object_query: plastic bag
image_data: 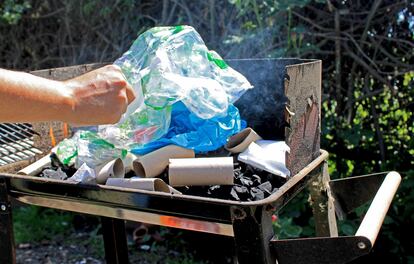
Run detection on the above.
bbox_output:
[75,131,127,168]
[131,102,245,155]
[238,140,290,178]
[109,25,252,147]
[56,138,77,166]
[67,163,96,184]
[55,26,252,165]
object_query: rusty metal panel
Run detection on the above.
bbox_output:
[30,63,106,81]
[285,60,322,176]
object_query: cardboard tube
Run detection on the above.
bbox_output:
[168,157,234,186]
[133,145,194,178]
[105,177,181,194]
[17,147,58,176]
[17,155,51,176]
[123,152,137,173]
[96,158,124,184]
[225,128,262,153]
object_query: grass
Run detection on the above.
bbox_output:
[13,205,74,244]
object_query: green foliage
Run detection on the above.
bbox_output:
[0,0,30,25]
[229,1,413,261]
[13,206,73,244]
[273,217,303,238]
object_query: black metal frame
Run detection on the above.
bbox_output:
[0,153,401,264]
[101,217,129,264]
[0,177,16,264]
[0,150,327,264]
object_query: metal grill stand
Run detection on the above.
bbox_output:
[0,60,401,264]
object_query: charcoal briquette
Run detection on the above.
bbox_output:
[230,188,240,201]
[250,187,265,201]
[251,174,262,185]
[239,176,253,186]
[234,185,248,194]
[258,181,272,194]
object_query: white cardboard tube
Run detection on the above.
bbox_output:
[105,178,181,194]
[133,145,194,178]
[17,147,58,176]
[96,158,124,184]
[168,157,234,186]
[225,128,262,153]
[17,155,51,176]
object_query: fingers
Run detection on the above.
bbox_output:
[125,83,136,105]
[107,64,136,105]
[118,88,129,116]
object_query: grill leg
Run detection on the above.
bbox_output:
[0,177,16,264]
[101,217,129,264]
[231,206,275,264]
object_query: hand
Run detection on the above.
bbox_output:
[64,65,136,125]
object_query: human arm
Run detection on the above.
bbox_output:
[0,65,135,125]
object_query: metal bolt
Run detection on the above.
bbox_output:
[231,207,247,220]
[0,204,6,211]
[357,241,366,250]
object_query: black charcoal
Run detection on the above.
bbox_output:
[250,187,265,201]
[258,181,272,194]
[230,188,240,200]
[234,185,248,194]
[239,176,254,186]
[251,174,262,185]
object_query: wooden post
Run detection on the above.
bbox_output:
[308,162,338,237]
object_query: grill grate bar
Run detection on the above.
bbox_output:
[0,123,42,166]
[0,123,36,138]
[0,127,35,152]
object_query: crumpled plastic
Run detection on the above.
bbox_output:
[130,102,245,155]
[104,25,252,148]
[238,140,291,178]
[56,138,77,166]
[41,168,67,180]
[75,130,127,168]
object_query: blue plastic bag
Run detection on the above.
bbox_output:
[130,102,246,155]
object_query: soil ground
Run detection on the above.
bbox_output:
[15,227,235,264]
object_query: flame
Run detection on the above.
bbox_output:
[63,123,69,138]
[49,126,56,147]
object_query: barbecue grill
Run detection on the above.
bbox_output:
[0,59,401,264]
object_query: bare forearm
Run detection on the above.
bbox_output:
[0,65,135,125]
[0,68,73,123]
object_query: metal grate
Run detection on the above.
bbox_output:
[0,123,42,166]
